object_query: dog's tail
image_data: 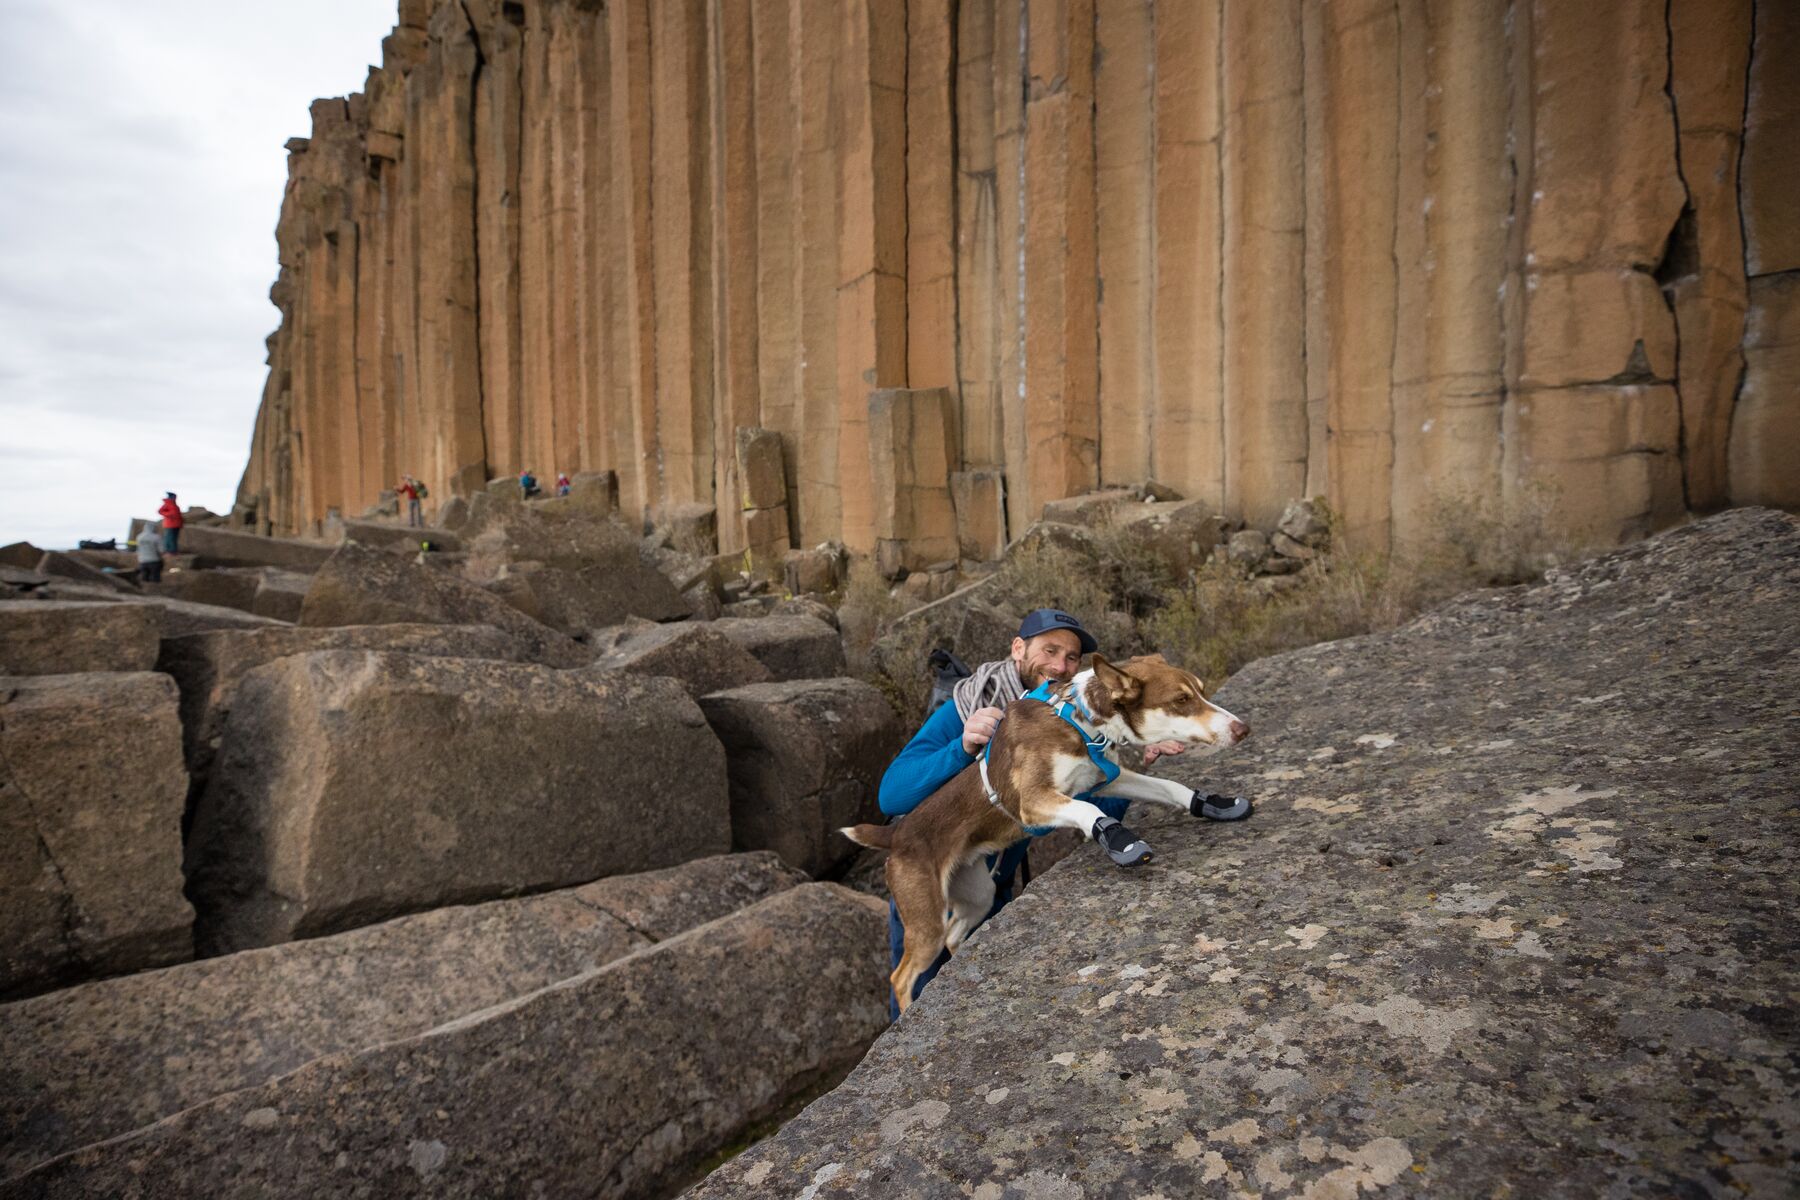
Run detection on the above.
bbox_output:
[839,823,894,850]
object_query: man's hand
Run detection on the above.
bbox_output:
[961,706,1004,756]
[1142,739,1186,766]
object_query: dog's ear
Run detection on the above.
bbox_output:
[1128,652,1168,665]
[1092,655,1142,703]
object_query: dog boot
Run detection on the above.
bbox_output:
[1091,816,1153,867]
[1189,790,1253,822]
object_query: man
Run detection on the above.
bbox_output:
[877,608,1197,1016]
[156,492,183,555]
[398,475,423,528]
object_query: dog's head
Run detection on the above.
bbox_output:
[1090,653,1250,751]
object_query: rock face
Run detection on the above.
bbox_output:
[583,620,771,699]
[699,679,906,876]
[235,2,1796,565]
[462,508,689,632]
[156,623,533,791]
[299,541,585,666]
[185,651,729,953]
[0,853,804,1180]
[713,613,846,681]
[0,673,192,1000]
[0,602,161,675]
[11,883,890,1200]
[688,509,1799,1199]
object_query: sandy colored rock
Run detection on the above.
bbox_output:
[689,509,1800,1200]
[1730,273,1800,509]
[184,651,729,954]
[583,619,772,699]
[9,884,888,1200]
[950,468,1007,561]
[0,601,161,675]
[868,387,961,572]
[699,679,905,875]
[712,613,846,681]
[299,541,585,666]
[229,5,1797,573]
[156,623,532,790]
[0,853,802,1180]
[1,673,191,1001]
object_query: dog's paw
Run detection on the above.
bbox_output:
[1092,817,1154,867]
[1188,790,1253,822]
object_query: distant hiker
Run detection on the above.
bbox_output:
[398,475,425,527]
[520,469,541,500]
[556,472,571,497]
[157,492,183,554]
[135,523,163,583]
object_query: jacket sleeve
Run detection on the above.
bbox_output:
[878,700,977,817]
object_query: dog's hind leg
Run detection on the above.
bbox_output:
[887,858,948,1017]
[1018,788,1154,868]
[943,860,997,953]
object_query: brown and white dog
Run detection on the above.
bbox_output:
[843,653,1249,1014]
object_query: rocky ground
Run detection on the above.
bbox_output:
[0,486,903,1196]
[687,508,1799,1199]
[5,491,1794,1198]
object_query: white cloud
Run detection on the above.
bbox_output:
[0,0,396,549]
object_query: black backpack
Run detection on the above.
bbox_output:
[925,647,972,718]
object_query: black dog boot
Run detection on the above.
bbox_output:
[1091,816,1153,867]
[1189,790,1253,822]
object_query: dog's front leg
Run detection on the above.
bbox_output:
[1094,768,1194,811]
[1097,768,1254,823]
[1018,789,1154,868]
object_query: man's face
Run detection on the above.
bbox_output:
[1013,629,1084,689]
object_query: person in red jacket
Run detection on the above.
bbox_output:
[157,492,183,555]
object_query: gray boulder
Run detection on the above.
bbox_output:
[0,541,43,569]
[583,620,771,700]
[36,551,136,593]
[185,651,730,954]
[699,678,905,875]
[714,613,847,681]
[0,852,803,1179]
[12,884,889,1200]
[160,526,334,572]
[463,507,688,633]
[299,541,586,667]
[157,624,534,791]
[1,673,191,1000]
[687,509,1800,1200]
[0,601,161,675]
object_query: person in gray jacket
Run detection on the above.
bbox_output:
[135,522,163,583]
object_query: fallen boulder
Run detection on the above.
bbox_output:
[11,883,889,1200]
[699,679,905,876]
[0,601,161,675]
[688,509,1800,1200]
[713,613,846,681]
[157,624,534,791]
[0,541,43,569]
[149,568,261,613]
[1,673,191,1000]
[158,525,334,572]
[185,652,729,953]
[299,541,586,667]
[335,518,462,553]
[464,509,688,632]
[36,551,135,593]
[250,568,310,621]
[583,620,772,699]
[0,852,803,1179]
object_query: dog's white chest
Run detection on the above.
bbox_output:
[1052,750,1108,797]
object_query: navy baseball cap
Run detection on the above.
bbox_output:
[1016,608,1097,654]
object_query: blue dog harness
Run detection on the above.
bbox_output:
[978,681,1128,835]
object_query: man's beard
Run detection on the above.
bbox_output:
[1019,661,1064,690]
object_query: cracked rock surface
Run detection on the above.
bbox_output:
[688,508,1799,1199]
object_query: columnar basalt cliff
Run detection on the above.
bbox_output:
[237,0,1800,556]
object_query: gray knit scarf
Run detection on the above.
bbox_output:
[952,658,1026,723]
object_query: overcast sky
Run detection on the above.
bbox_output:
[0,0,398,550]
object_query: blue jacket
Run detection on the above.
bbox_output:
[877,690,1131,830]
